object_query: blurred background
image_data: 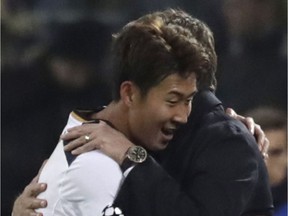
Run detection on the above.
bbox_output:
[1,0,287,215]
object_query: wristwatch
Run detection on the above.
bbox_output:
[121,145,147,172]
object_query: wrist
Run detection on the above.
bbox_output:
[117,147,131,165]
[120,145,147,172]
[117,140,135,165]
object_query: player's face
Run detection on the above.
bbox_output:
[266,128,287,186]
[128,73,197,151]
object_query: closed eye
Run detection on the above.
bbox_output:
[167,100,179,105]
[185,97,193,105]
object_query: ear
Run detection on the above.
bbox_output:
[120,81,139,106]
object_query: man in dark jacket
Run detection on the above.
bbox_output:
[109,89,273,216]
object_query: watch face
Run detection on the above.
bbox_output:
[127,146,147,163]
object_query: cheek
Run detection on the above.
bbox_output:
[133,107,166,135]
[130,105,157,130]
[188,103,192,116]
[268,156,286,172]
[141,100,168,120]
[131,96,172,133]
[141,109,164,128]
[149,105,172,123]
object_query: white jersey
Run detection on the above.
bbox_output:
[36,111,123,216]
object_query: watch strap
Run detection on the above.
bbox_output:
[120,157,135,172]
[120,146,147,172]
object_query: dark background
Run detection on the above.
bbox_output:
[1,0,287,215]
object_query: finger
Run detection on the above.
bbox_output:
[225,108,236,117]
[63,136,86,152]
[27,198,47,209]
[67,123,99,132]
[71,141,98,155]
[254,124,265,150]
[62,121,104,141]
[24,182,47,197]
[262,137,270,159]
[12,197,46,216]
[29,213,43,216]
[226,108,255,133]
[61,124,92,140]
[66,125,83,133]
[13,209,42,216]
[31,175,39,184]
[243,117,255,134]
[61,129,83,141]
[83,119,100,124]
[23,208,43,216]
[226,107,247,122]
[30,213,43,216]
[21,196,47,210]
[263,137,270,153]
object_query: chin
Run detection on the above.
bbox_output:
[153,141,169,151]
[141,138,169,151]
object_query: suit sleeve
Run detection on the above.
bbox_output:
[186,130,272,216]
[113,156,199,216]
[113,123,273,216]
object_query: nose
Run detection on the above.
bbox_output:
[172,103,191,125]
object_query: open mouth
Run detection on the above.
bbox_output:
[161,127,176,139]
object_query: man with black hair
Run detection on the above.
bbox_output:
[12,9,273,216]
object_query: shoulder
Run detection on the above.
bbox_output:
[66,151,123,179]
[194,109,261,162]
[174,106,259,162]
[60,151,123,200]
[201,109,254,142]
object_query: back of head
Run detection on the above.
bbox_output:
[111,9,217,101]
[245,106,287,131]
[245,106,287,187]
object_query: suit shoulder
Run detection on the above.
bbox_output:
[195,110,259,154]
[201,110,252,138]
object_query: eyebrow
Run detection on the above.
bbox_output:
[168,90,198,98]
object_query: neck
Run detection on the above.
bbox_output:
[90,101,130,138]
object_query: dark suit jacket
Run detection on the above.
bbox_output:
[113,90,273,216]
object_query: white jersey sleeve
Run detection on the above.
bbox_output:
[36,111,123,216]
[59,150,123,215]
